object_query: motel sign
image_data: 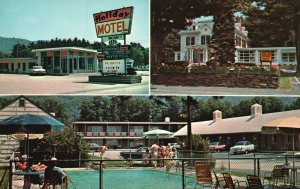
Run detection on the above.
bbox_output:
[93,7,134,38]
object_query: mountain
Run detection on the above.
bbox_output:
[0,36,32,53]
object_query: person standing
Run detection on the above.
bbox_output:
[150,142,160,168]
[99,144,107,159]
[165,148,174,175]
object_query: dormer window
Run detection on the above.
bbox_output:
[19,99,25,107]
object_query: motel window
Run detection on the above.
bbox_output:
[107,126,122,132]
[282,53,296,63]
[148,126,162,131]
[22,63,26,71]
[238,50,255,63]
[28,63,35,69]
[87,126,103,132]
[129,126,144,133]
[18,63,21,68]
[242,40,247,48]
[201,35,210,45]
[186,36,195,46]
[74,58,77,69]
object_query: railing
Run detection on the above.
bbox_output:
[8,153,300,189]
[82,131,144,137]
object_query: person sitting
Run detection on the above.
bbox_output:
[42,157,68,189]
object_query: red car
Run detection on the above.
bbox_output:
[209,142,227,152]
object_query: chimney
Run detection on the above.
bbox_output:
[251,104,262,118]
[213,110,222,122]
[165,117,170,123]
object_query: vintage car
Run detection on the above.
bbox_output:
[30,66,46,75]
[120,147,151,159]
[229,141,256,155]
[209,142,227,152]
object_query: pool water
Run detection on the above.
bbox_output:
[66,169,196,189]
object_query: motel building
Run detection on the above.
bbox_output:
[0,58,36,74]
[72,119,186,149]
[175,104,300,151]
[174,16,297,66]
[0,47,98,74]
[32,47,98,74]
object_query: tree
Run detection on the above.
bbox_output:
[79,96,110,121]
[151,0,212,65]
[244,0,300,74]
[130,47,144,66]
[209,2,236,65]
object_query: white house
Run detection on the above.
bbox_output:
[174,16,296,66]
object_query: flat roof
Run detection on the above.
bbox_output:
[32,47,97,53]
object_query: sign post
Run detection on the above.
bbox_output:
[93,7,134,75]
[260,51,272,66]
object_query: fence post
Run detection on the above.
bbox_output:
[79,151,81,167]
[253,153,256,175]
[9,160,12,189]
[257,158,261,177]
[228,152,231,174]
[99,159,103,189]
[182,159,186,189]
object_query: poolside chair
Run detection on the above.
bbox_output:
[246,175,263,189]
[43,169,66,189]
[213,170,225,189]
[222,172,248,189]
[194,163,215,188]
[263,164,288,187]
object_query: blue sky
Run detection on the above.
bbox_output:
[0,0,149,47]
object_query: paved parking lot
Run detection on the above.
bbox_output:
[0,72,149,95]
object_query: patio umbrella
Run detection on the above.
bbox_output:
[142,129,174,138]
[0,114,66,156]
[261,117,300,168]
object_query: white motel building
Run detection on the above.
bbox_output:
[174,16,297,66]
[0,47,98,74]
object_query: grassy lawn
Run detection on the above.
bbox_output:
[279,77,291,90]
[0,167,9,189]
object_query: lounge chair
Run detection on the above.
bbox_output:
[263,164,288,187]
[194,163,215,188]
[43,169,67,189]
[246,175,263,189]
[222,172,247,189]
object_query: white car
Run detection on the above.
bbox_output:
[229,141,255,155]
[31,66,46,75]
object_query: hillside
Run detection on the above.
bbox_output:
[0,36,32,53]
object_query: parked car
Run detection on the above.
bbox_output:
[30,66,46,75]
[87,143,101,151]
[120,147,158,159]
[230,141,256,155]
[168,143,181,150]
[209,142,227,152]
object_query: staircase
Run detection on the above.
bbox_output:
[0,135,20,166]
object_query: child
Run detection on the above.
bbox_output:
[142,149,151,165]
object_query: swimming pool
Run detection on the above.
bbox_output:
[66,169,196,189]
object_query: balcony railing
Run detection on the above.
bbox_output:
[83,131,144,137]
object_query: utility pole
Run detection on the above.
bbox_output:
[187,96,192,152]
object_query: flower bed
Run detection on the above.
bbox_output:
[151,65,279,88]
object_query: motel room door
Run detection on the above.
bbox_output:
[69,58,73,73]
[61,58,67,73]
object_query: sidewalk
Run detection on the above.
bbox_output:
[151,77,300,96]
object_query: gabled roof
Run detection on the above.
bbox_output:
[174,109,300,136]
[0,95,57,120]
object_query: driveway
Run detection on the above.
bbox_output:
[0,72,149,95]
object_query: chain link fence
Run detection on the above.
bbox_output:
[7,152,300,189]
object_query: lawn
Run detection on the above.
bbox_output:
[0,167,9,189]
[279,77,291,90]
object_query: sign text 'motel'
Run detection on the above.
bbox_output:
[93,7,133,38]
